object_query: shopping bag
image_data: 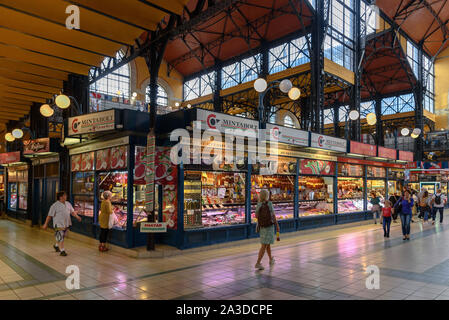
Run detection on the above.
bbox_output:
[108,212,117,229]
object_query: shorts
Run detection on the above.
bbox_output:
[55,227,68,242]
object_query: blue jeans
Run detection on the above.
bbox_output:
[421,206,430,221]
[383,216,391,235]
[432,207,444,223]
[400,214,412,236]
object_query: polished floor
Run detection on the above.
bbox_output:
[0,213,449,300]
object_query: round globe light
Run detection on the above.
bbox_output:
[366,112,377,126]
[132,92,137,98]
[411,128,422,139]
[254,78,267,93]
[40,104,54,117]
[5,133,15,142]
[288,87,301,100]
[175,102,180,107]
[187,104,192,109]
[401,128,410,136]
[349,110,360,121]
[279,79,293,94]
[12,129,23,139]
[55,94,71,109]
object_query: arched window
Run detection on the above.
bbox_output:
[89,51,130,99]
[146,85,170,114]
[283,115,295,128]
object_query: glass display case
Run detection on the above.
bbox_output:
[7,168,28,211]
[18,183,28,210]
[98,171,128,229]
[72,172,95,217]
[251,174,295,222]
[367,180,386,211]
[9,182,17,210]
[184,171,246,229]
[337,176,364,213]
[298,176,334,217]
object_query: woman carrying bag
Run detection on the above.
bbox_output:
[99,191,116,252]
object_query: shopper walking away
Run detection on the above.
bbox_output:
[396,190,414,240]
[431,189,447,225]
[99,191,114,252]
[417,187,427,219]
[254,189,280,270]
[411,190,418,223]
[419,191,431,224]
[382,200,393,238]
[370,191,382,224]
[389,192,400,223]
[42,191,82,256]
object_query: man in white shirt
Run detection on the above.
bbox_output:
[430,189,447,225]
[43,191,81,256]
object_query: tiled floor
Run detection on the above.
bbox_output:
[1,214,449,300]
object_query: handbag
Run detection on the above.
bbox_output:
[108,212,117,229]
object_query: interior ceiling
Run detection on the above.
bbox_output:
[377,0,449,57]
[165,0,313,77]
[0,0,188,124]
[361,29,417,99]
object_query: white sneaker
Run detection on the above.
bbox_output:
[255,263,264,270]
[270,258,276,266]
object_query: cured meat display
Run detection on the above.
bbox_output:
[98,171,128,229]
[337,177,364,213]
[251,174,295,222]
[298,201,333,217]
[337,199,364,213]
[184,171,246,229]
[72,172,95,217]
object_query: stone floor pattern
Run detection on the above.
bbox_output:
[1,214,449,300]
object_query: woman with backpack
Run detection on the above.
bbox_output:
[254,189,280,270]
[431,188,447,225]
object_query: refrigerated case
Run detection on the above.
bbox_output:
[337,163,365,213]
[7,166,29,217]
[367,166,387,211]
[388,168,404,197]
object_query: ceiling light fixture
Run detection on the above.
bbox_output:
[40,104,54,117]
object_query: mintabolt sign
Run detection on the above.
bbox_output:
[197,109,258,135]
[68,109,115,136]
[140,222,167,233]
[0,152,20,165]
[311,133,347,152]
[266,124,309,147]
[23,138,50,155]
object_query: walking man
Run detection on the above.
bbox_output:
[43,191,81,256]
[431,188,447,225]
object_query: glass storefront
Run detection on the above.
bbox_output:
[7,167,28,212]
[337,163,364,213]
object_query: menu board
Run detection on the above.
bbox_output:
[96,149,111,171]
[339,163,363,177]
[299,159,335,176]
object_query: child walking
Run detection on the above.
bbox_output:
[382,200,393,238]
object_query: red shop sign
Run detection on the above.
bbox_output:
[399,151,414,162]
[0,152,20,164]
[23,138,50,155]
[134,146,146,185]
[81,152,94,171]
[110,146,127,169]
[350,141,376,157]
[96,149,111,171]
[378,146,397,160]
[299,159,335,175]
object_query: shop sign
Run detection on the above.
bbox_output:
[110,146,127,170]
[0,152,20,165]
[266,124,309,147]
[23,138,50,155]
[311,133,347,152]
[350,141,376,157]
[277,149,337,162]
[96,149,111,171]
[81,152,94,171]
[140,222,167,233]
[299,159,335,175]
[337,157,405,169]
[399,151,414,162]
[378,146,397,160]
[68,109,115,136]
[197,109,258,135]
[69,136,129,155]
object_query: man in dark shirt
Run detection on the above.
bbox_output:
[389,193,400,223]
